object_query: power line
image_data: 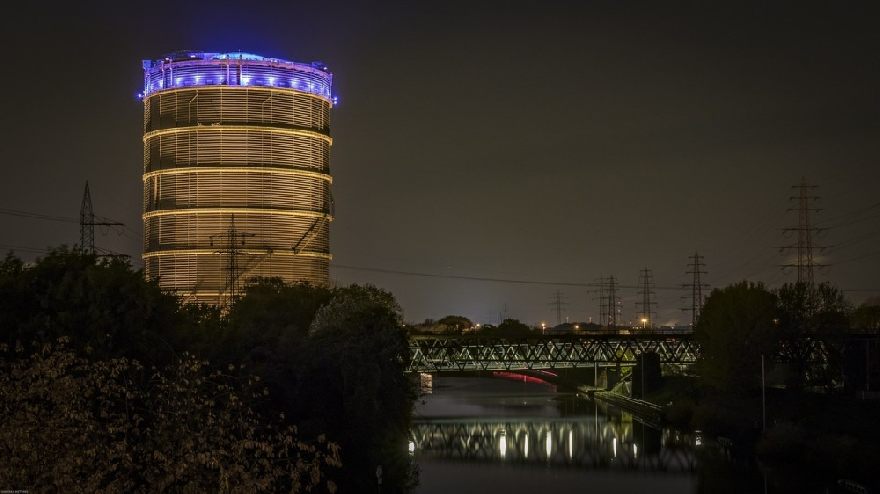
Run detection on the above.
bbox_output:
[0,208,78,224]
[816,201,880,228]
[0,244,51,255]
[331,263,688,290]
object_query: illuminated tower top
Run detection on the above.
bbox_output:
[141,51,334,102]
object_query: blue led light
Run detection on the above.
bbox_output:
[142,51,334,101]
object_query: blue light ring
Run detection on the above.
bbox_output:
[144,58,332,82]
[144,58,333,100]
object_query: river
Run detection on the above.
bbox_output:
[411,376,699,494]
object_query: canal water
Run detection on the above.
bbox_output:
[411,376,698,494]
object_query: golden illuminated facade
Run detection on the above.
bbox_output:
[141,52,334,304]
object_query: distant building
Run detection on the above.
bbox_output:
[140,51,334,305]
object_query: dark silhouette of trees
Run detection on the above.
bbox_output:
[475,318,535,339]
[694,281,778,396]
[776,282,850,390]
[0,247,206,365]
[436,315,473,334]
[0,250,416,492]
[0,339,339,492]
[851,297,880,329]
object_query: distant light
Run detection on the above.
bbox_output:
[499,434,507,458]
[545,434,551,457]
[613,437,617,458]
[408,440,415,455]
[524,434,529,458]
[634,443,638,458]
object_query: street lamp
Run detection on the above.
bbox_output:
[640,317,648,329]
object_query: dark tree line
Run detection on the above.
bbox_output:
[689,280,880,489]
[0,248,416,492]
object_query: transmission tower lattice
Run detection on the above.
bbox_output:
[780,177,827,304]
[635,267,656,329]
[79,181,123,255]
[595,275,620,328]
[606,275,619,327]
[595,276,608,327]
[681,252,709,327]
[549,290,568,326]
[210,214,256,307]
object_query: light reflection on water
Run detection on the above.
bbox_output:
[412,416,696,471]
[412,377,698,494]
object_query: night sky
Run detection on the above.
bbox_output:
[1,1,878,325]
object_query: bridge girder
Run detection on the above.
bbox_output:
[407,331,880,374]
[408,334,699,373]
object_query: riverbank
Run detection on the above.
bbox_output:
[609,375,880,492]
[585,389,664,428]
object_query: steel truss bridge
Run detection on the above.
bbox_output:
[407,331,880,374]
[408,333,698,373]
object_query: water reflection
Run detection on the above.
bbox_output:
[412,414,696,472]
[412,377,698,494]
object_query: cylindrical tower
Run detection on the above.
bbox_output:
[141,51,333,305]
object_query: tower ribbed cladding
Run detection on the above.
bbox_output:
[141,51,333,305]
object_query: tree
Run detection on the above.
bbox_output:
[0,339,340,492]
[0,248,202,366]
[776,282,850,334]
[851,297,880,330]
[436,315,473,334]
[477,318,534,339]
[695,282,778,395]
[207,282,416,492]
[301,284,415,492]
[776,282,850,390]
